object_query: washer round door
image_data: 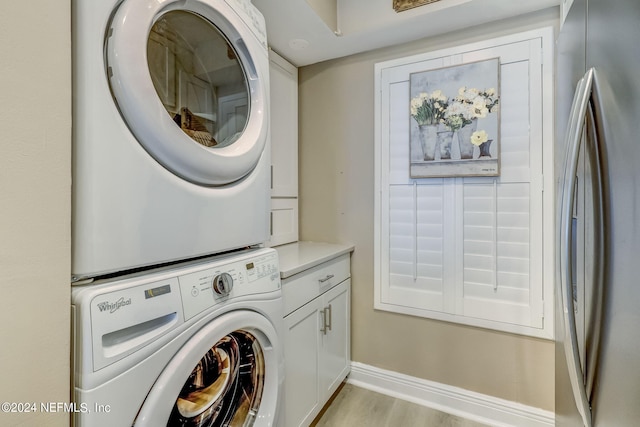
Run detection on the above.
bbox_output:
[107,0,268,186]
[134,311,281,426]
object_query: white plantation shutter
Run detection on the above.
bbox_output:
[374,29,553,338]
[460,181,542,327]
[386,184,446,312]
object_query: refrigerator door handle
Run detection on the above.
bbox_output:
[584,92,606,401]
[560,68,596,427]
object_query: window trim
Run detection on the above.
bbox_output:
[373,27,555,339]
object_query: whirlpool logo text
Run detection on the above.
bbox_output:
[97,297,132,314]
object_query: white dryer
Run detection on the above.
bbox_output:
[72,0,272,281]
[72,248,283,426]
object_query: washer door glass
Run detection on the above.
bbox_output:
[170,330,264,425]
[107,0,268,186]
[148,11,249,150]
[134,311,280,426]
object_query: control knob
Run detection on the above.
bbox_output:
[212,272,234,296]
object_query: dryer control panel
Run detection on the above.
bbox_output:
[225,0,268,49]
[178,249,280,321]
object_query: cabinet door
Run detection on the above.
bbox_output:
[320,279,351,399]
[269,198,298,247]
[283,298,322,427]
[269,50,298,197]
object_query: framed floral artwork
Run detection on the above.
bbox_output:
[409,58,500,178]
[393,0,441,13]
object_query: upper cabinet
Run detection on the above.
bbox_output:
[269,50,298,197]
[269,50,299,246]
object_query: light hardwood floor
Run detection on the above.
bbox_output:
[311,383,492,427]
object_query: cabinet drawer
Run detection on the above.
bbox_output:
[282,254,350,316]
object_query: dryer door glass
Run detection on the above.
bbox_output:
[148,11,249,149]
[107,0,269,186]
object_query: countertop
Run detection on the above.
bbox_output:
[274,241,355,279]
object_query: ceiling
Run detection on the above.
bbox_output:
[251,0,560,67]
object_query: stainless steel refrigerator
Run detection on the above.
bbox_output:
[555,0,640,426]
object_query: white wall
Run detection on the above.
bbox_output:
[299,8,558,411]
[0,1,71,425]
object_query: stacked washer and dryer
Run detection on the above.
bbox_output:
[70,0,283,425]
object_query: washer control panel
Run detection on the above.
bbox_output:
[178,249,280,321]
[212,272,234,296]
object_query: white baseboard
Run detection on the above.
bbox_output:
[347,362,554,427]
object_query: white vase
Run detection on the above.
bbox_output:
[437,130,454,160]
[418,124,438,161]
[457,119,478,160]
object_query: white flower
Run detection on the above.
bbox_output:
[465,87,480,101]
[470,130,489,146]
[473,98,487,109]
[475,107,489,118]
[431,89,447,102]
[410,98,421,115]
[446,103,461,115]
[486,88,495,96]
[410,90,449,125]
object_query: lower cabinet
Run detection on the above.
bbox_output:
[282,256,351,427]
[319,281,350,400]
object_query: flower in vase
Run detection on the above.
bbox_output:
[472,99,490,118]
[431,89,447,101]
[454,87,500,120]
[445,114,465,131]
[470,130,489,146]
[443,100,473,131]
[410,90,449,126]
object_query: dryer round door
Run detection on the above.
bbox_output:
[134,310,281,426]
[107,0,268,186]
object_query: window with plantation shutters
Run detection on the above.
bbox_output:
[374,28,554,338]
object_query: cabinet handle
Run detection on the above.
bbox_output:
[318,274,335,283]
[319,305,332,335]
[326,304,332,331]
[320,309,328,335]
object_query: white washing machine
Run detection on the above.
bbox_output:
[72,0,272,281]
[71,247,283,426]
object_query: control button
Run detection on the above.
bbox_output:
[191,286,199,297]
[212,272,234,297]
